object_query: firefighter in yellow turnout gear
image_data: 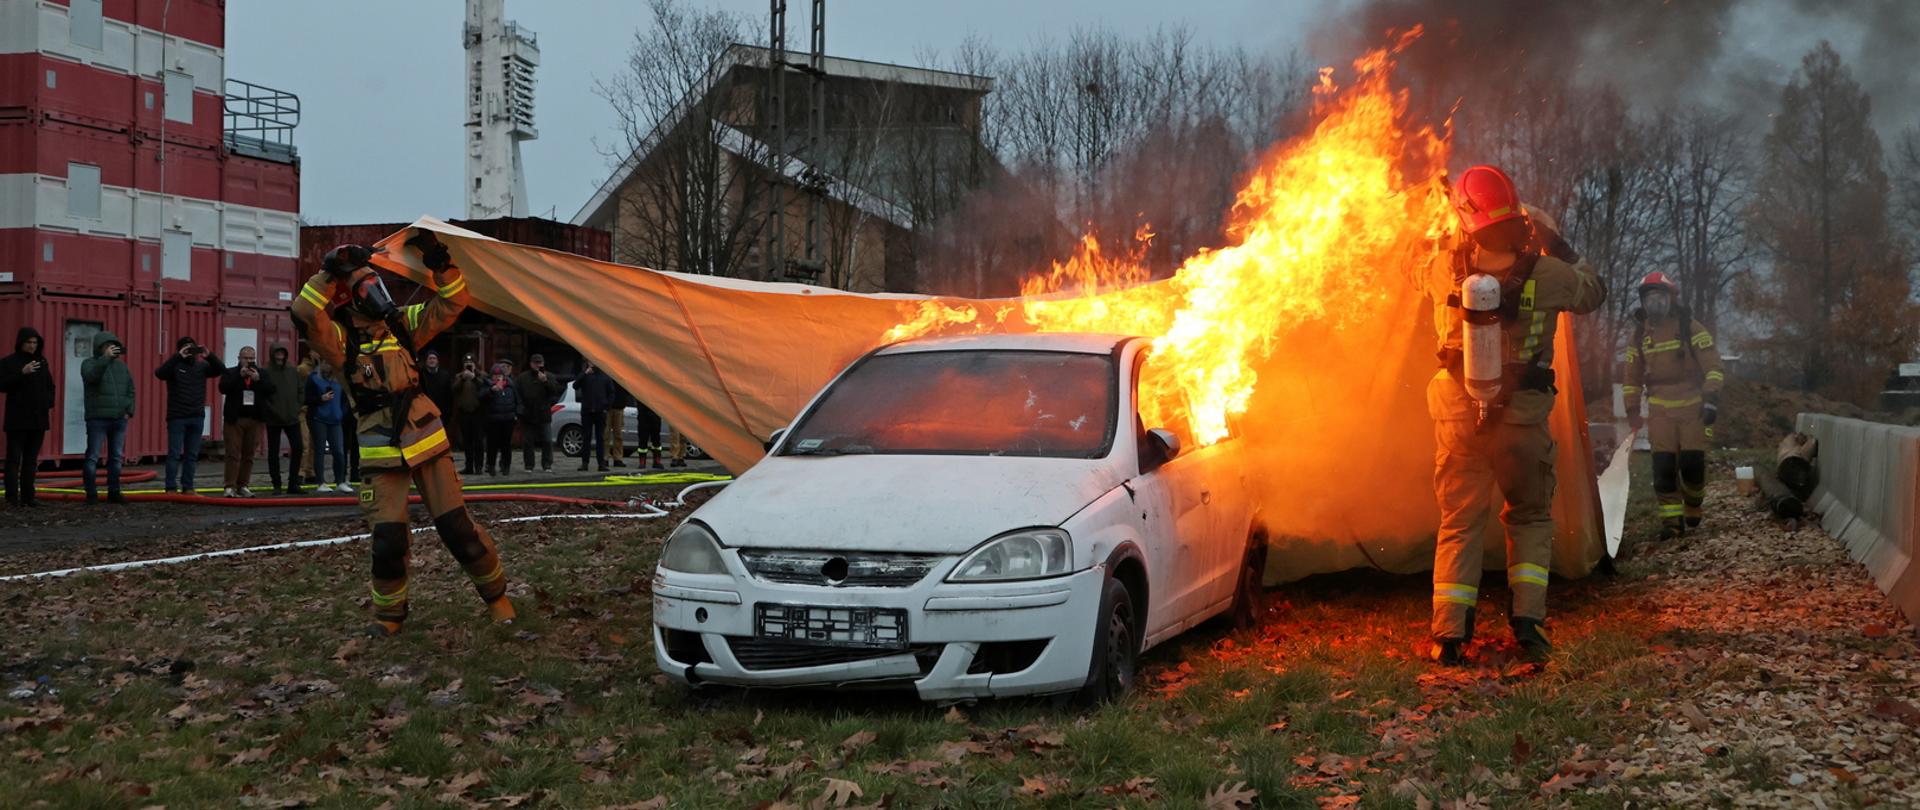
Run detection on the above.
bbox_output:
[291,234,516,636]
[1423,166,1606,665]
[1622,272,1723,540]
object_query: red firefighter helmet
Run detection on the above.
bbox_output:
[1637,271,1680,295]
[1452,165,1525,234]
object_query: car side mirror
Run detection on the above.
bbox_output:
[764,428,787,452]
[1144,428,1181,470]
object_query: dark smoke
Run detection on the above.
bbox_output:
[1311,0,1919,139]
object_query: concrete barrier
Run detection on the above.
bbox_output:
[1796,413,1920,626]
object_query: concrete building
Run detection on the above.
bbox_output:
[572,45,995,293]
[463,0,538,219]
[0,0,300,460]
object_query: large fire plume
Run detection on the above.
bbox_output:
[886,30,1458,450]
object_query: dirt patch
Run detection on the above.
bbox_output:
[1714,379,1920,449]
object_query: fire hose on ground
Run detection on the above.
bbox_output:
[0,480,728,582]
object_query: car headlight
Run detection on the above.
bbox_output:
[660,523,727,575]
[947,529,1072,582]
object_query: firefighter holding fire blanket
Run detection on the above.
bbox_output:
[1422,166,1605,666]
[291,232,517,637]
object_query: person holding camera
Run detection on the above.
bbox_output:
[453,354,485,475]
[0,327,56,507]
[81,330,135,504]
[262,346,306,495]
[513,354,561,473]
[155,336,226,493]
[218,346,275,498]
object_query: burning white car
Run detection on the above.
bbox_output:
[651,333,1261,702]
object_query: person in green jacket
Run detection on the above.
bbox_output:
[261,345,306,495]
[80,331,136,504]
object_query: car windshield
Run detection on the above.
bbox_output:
[782,350,1118,458]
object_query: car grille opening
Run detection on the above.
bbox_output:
[726,637,942,673]
[661,628,714,665]
[738,550,943,588]
[967,639,1050,675]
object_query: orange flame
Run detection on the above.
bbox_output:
[889,31,1456,447]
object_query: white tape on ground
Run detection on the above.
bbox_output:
[0,510,670,583]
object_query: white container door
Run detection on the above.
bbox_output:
[61,321,102,454]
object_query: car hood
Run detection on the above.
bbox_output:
[693,454,1125,553]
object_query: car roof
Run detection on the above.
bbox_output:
[877,332,1139,356]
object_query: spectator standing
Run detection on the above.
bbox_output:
[218,346,275,498]
[607,382,633,468]
[154,335,225,493]
[453,354,485,475]
[572,359,615,472]
[668,426,689,468]
[80,331,134,504]
[0,327,56,507]
[297,350,317,482]
[261,346,306,495]
[480,362,519,475]
[512,353,561,473]
[419,349,454,436]
[305,360,351,493]
[634,401,664,469]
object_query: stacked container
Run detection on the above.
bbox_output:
[0,0,300,460]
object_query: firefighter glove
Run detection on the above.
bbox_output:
[1701,402,1718,426]
[407,230,452,271]
[323,244,380,278]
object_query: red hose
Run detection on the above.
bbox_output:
[31,469,160,484]
[29,491,631,507]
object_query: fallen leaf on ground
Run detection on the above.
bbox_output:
[840,730,877,754]
[1204,780,1257,809]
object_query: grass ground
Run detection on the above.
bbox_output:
[0,452,1914,808]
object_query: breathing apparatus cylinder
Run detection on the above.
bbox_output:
[1460,273,1504,417]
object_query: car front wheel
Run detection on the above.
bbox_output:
[557,424,584,458]
[1074,575,1138,706]
[1228,551,1266,631]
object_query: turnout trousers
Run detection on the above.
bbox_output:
[1431,417,1556,641]
[1647,401,1710,530]
[359,454,509,626]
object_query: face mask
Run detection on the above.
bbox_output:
[1643,292,1673,319]
[349,270,399,321]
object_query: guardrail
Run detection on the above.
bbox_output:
[1797,413,1920,626]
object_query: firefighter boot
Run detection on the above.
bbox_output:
[1511,618,1552,662]
[488,596,517,624]
[1429,637,1466,666]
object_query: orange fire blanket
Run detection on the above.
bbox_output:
[369,217,1607,580]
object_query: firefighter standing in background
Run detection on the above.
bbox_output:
[1423,165,1606,665]
[291,233,516,636]
[1622,272,1723,540]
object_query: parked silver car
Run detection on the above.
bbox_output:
[551,388,708,461]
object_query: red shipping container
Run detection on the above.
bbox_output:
[221,152,300,213]
[0,54,225,147]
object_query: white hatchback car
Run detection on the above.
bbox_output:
[652,333,1262,702]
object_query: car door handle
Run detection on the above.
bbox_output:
[1201,490,1212,505]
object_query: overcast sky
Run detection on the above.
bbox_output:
[228,1,1326,227]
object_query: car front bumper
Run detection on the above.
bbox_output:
[652,565,1105,700]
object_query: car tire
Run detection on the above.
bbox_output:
[1228,549,1266,631]
[1074,575,1138,706]
[685,442,709,461]
[557,424,584,458]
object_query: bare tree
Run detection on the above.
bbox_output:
[1893,127,1920,264]
[1558,90,1666,390]
[1645,107,1753,330]
[593,0,766,277]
